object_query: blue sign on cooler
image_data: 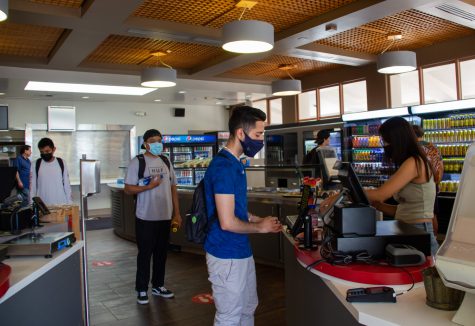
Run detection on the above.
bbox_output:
[162,135,217,144]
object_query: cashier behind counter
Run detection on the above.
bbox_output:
[313,161,432,259]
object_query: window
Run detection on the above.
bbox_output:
[343,80,367,113]
[319,85,340,118]
[390,70,420,107]
[460,58,475,99]
[298,90,317,120]
[423,63,457,104]
[252,99,267,116]
[269,98,283,125]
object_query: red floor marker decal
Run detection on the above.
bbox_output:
[92,261,114,267]
[192,293,214,304]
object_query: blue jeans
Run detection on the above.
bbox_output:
[412,222,439,256]
[18,187,30,208]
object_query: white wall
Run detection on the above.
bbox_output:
[6,98,228,135]
[6,97,228,213]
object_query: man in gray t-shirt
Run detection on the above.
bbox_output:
[125,129,182,305]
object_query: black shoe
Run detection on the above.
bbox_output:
[152,286,174,298]
[137,291,149,304]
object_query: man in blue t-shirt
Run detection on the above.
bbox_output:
[204,106,282,326]
[13,145,31,207]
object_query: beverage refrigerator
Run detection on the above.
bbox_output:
[411,100,475,233]
[342,108,417,189]
[302,129,343,160]
[138,134,217,186]
[263,119,343,189]
[205,131,230,154]
[161,135,217,186]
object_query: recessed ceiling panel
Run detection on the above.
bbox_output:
[29,0,85,8]
[0,22,66,58]
[83,35,225,70]
[219,55,340,80]
[132,0,359,32]
[314,9,475,54]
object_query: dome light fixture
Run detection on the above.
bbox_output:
[377,34,417,74]
[140,51,177,88]
[271,64,302,96]
[222,1,274,54]
[0,0,8,22]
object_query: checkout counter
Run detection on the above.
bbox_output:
[0,221,84,325]
[109,183,300,266]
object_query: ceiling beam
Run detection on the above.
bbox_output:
[189,0,443,79]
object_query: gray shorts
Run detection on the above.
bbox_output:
[206,253,258,326]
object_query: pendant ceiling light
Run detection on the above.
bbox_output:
[377,34,417,74]
[140,51,177,88]
[222,1,274,54]
[0,0,8,21]
[271,64,302,96]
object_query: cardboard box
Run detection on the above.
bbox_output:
[40,205,80,240]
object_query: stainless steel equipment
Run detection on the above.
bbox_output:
[5,232,75,258]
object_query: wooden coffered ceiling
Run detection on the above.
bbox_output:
[1,0,475,85]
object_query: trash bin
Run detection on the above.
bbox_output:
[423,266,465,310]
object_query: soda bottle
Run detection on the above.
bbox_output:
[171,221,180,233]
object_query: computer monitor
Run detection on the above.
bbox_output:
[316,149,339,188]
[336,162,370,206]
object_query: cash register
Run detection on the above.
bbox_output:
[290,159,431,259]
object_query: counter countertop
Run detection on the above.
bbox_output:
[283,232,456,326]
[107,183,300,203]
[0,241,83,304]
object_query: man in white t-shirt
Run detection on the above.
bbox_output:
[125,129,182,305]
[30,137,72,206]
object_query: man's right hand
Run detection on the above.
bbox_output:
[147,176,161,189]
[17,181,24,189]
[258,216,282,233]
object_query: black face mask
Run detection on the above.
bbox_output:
[40,153,53,162]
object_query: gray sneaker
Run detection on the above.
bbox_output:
[152,286,174,298]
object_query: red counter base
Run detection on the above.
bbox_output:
[0,263,11,298]
[294,244,432,285]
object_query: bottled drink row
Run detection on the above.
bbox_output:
[352,162,395,176]
[443,158,464,173]
[350,124,381,136]
[358,176,389,187]
[423,114,475,130]
[195,170,206,184]
[266,146,284,162]
[352,149,384,162]
[423,129,475,143]
[173,147,192,153]
[194,146,213,158]
[352,135,382,148]
[173,153,193,162]
[176,170,193,185]
[439,180,460,193]
[437,144,471,157]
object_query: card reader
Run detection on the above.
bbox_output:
[346,286,396,303]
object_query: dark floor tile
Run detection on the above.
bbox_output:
[87,229,286,326]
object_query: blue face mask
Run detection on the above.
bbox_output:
[148,142,163,156]
[239,132,264,157]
